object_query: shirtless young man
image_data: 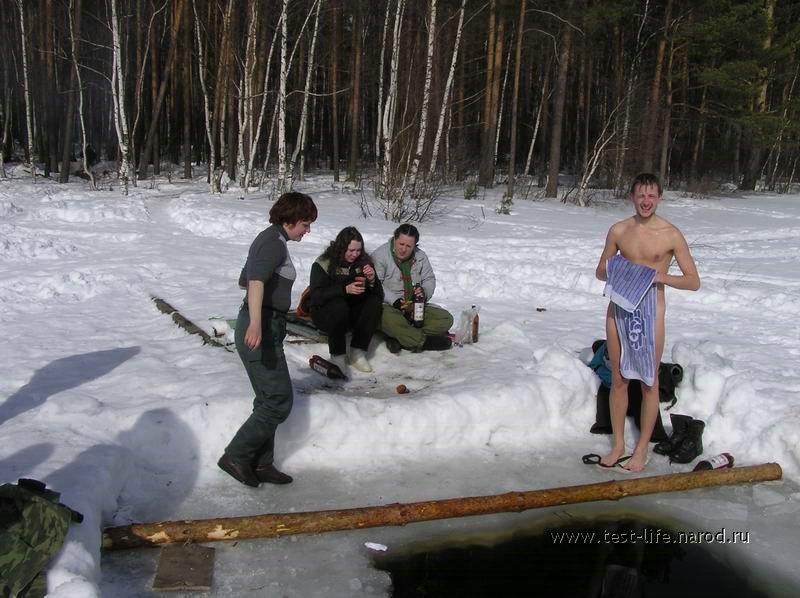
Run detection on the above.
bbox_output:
[595,173,700,472]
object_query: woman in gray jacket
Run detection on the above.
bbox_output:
[372,224,453,353]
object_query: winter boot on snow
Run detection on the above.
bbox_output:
[349,348,373,373]
[670,418,705,464]
[328,353,348,374]
[653,413,693,456]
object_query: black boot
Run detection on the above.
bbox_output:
[670,419,705,464]
[422,335,452,351]
[653,413,692,456]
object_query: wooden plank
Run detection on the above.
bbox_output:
[152,544,215,591]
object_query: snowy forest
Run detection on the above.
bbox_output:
[0,0,797,206]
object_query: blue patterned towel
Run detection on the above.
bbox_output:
[614,287,657,386]
[604,255,656,313]
[604,255,658,386]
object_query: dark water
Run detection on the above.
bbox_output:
[374,518,780,598]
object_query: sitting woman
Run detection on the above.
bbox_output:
[307,227,382,373]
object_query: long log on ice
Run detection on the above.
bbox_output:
[103,463,781,550]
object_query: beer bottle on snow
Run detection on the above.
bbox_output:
[692,453,734,471]
[309,355,347,380]
[412,284,425,328]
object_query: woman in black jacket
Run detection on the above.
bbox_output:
[308,227,382,373]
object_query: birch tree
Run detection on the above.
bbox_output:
[192,0,219,192]
[381,0,406,203]
[428,0,465,180]
[243,14,281,191]
[276,0,289,193]
[375,4,391,169]
[291,0,323,182]
[0,47,10,177]
[613,0,650,193]
[237,0,260,188]
[110,0,133,194]
[408,0,436,189]
[68,0,94,188]
[16,0,35,179]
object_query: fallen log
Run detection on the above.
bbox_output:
[103,463,781,551]
[151,295,231,351]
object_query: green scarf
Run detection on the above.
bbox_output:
[391,243,415,302]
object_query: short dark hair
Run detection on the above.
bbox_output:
[393,223,419,243]
[630,173,662,196]
[269,192,318,225]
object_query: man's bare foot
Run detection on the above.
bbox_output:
[600,445,627,467]
[622,448,649,472]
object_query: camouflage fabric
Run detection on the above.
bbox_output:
[1,480,81,598]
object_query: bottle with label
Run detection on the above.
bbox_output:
[412,284,425,328]
[692,453,734,471]
[471,305,479,343]
[309,355,347,380]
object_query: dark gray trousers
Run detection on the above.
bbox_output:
[225,307,293,467]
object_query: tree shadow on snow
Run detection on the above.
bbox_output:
[0,347,141,427]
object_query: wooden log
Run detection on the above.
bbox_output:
[151,295,231,351]
[103,463,781,551]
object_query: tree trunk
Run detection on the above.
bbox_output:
[506,0,526,198]
[104,463,782,550]
[429,0,465,180]
[331,0,340,180]
[659,38,676,185]
[191,0,218,192]
[291,0,323,181]
[138,0,187,178]
[381,0,406,194]
[374,1,390,170]
[741,0,776,190]
[524,67,549,177]
[182,0,192,180]
[225,6,238,182]
[408,0,437,188]
[16,0,35,179]
[544,7,574,198]
[276,0,289,192]
[59,0,82,183]
[614,0,650,193]
[44,0,58,175]
[641,0,671,173]
[110,0,133,194]
[478,1,497,187]
[347,1,361,181]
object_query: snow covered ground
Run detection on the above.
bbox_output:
[1,167,799,596]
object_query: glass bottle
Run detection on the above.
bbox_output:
[412,284,425,328]
[692,453,734,471]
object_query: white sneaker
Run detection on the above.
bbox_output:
[328,353,348,374]
[348,348,373,373]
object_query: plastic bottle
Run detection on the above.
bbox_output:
[412,284,425,328]
[471,305,479,343]
[692,453,734,471]
[309,355,347,380]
